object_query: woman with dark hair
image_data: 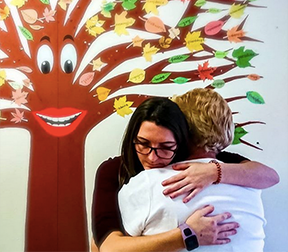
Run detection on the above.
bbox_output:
[120,97,190,185]
[92,96,278,252]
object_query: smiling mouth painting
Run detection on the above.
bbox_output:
[32,108,87,137]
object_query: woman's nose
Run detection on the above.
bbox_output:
[147,149,158,161]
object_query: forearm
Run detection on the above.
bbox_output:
[220,161,279,189]
[100,230,183,252]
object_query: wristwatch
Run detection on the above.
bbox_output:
[178,223,199,251]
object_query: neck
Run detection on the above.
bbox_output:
[187,147,217,160]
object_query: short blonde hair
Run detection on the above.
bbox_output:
[173,88,234,153]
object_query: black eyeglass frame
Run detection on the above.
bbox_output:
[133,141,178,159]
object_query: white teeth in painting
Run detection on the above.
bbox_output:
[36,112,81,127]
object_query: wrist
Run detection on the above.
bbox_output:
[209,160,222,184]
[178,223,199,251]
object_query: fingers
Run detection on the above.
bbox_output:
[162,173,185,187]
[218,222,239,233]
[163,177,190,195]
[213,238,231,245]
[212,212,232,223]
[182,188,201,203]
[217,229,237,239]
[171,163,190,171]
[196,204,215,216]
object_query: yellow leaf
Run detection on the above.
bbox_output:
[96,87,111,101]
[143,43,159,62]
[229,4,247,19]
[30,24,44,30]
[85,15,105,37]
[10,0,27,8]
[114,96,134,117]
[92,58,107,71]
[129,68,146,83]
[143,0,168,15]
[185,31,204,52]
[0,6,10,21]
[114,11,135,36]
[58,0,73,11]
[0,70,6,86]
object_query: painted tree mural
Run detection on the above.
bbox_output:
[0,0,266,251]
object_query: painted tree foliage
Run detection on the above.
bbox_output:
[0,0,266,251]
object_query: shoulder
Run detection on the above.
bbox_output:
[216,151,250,163]
[96,156,121,182]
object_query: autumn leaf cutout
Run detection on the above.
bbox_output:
[114,11,135,36]
[0,6,10,21]
[86,15,105,37]
[185,31,204,52]
[198,61,217,81]
[11,109,27,123]
[114,96,134,117]
[143,43,159,62]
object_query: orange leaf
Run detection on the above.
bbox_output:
[247,74,262,81]
[96,87,111,101]
[198,61,217,81]
[144,16,166,33]
[0,6,10,21]
[159,36,172,49]
[227,26,246,43]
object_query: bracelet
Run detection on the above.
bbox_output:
[209,160,222,184]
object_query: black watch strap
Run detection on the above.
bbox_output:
[178,223,199,251]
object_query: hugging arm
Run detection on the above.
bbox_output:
[92,158,238,252]
[100,205,238,252]
[162,152,279,202]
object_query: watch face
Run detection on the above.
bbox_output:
[185,235,199,251]
[184,227,192,236]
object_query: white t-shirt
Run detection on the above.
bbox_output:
[118,158,266,252]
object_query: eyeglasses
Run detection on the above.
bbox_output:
[134,141,178,159]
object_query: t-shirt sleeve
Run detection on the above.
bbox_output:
[216,151,250,163]
[91,157,124,247]
[118,172,150,236]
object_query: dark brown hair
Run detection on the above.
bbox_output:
[119,97,190,186]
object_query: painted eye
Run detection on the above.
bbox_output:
[37,44,54,74]
[60,44,77,74]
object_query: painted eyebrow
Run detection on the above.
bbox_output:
[63,35,74,41]
[40,36,50,42]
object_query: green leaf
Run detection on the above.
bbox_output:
[214,50,228,59]
[40,0,50,4]
[208,8,222,14]
[121,0,137,10]
[177,16,198,27]
[211,79,225,88]
[103,2,116,12]
[246,91,265,104]
[172,77,190,84]
[18,26,33,41]
[232,46,258,68]
[168,54,190,63]
[151,73,171,83]
[194,0,206,7]
[232,127,248,145]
